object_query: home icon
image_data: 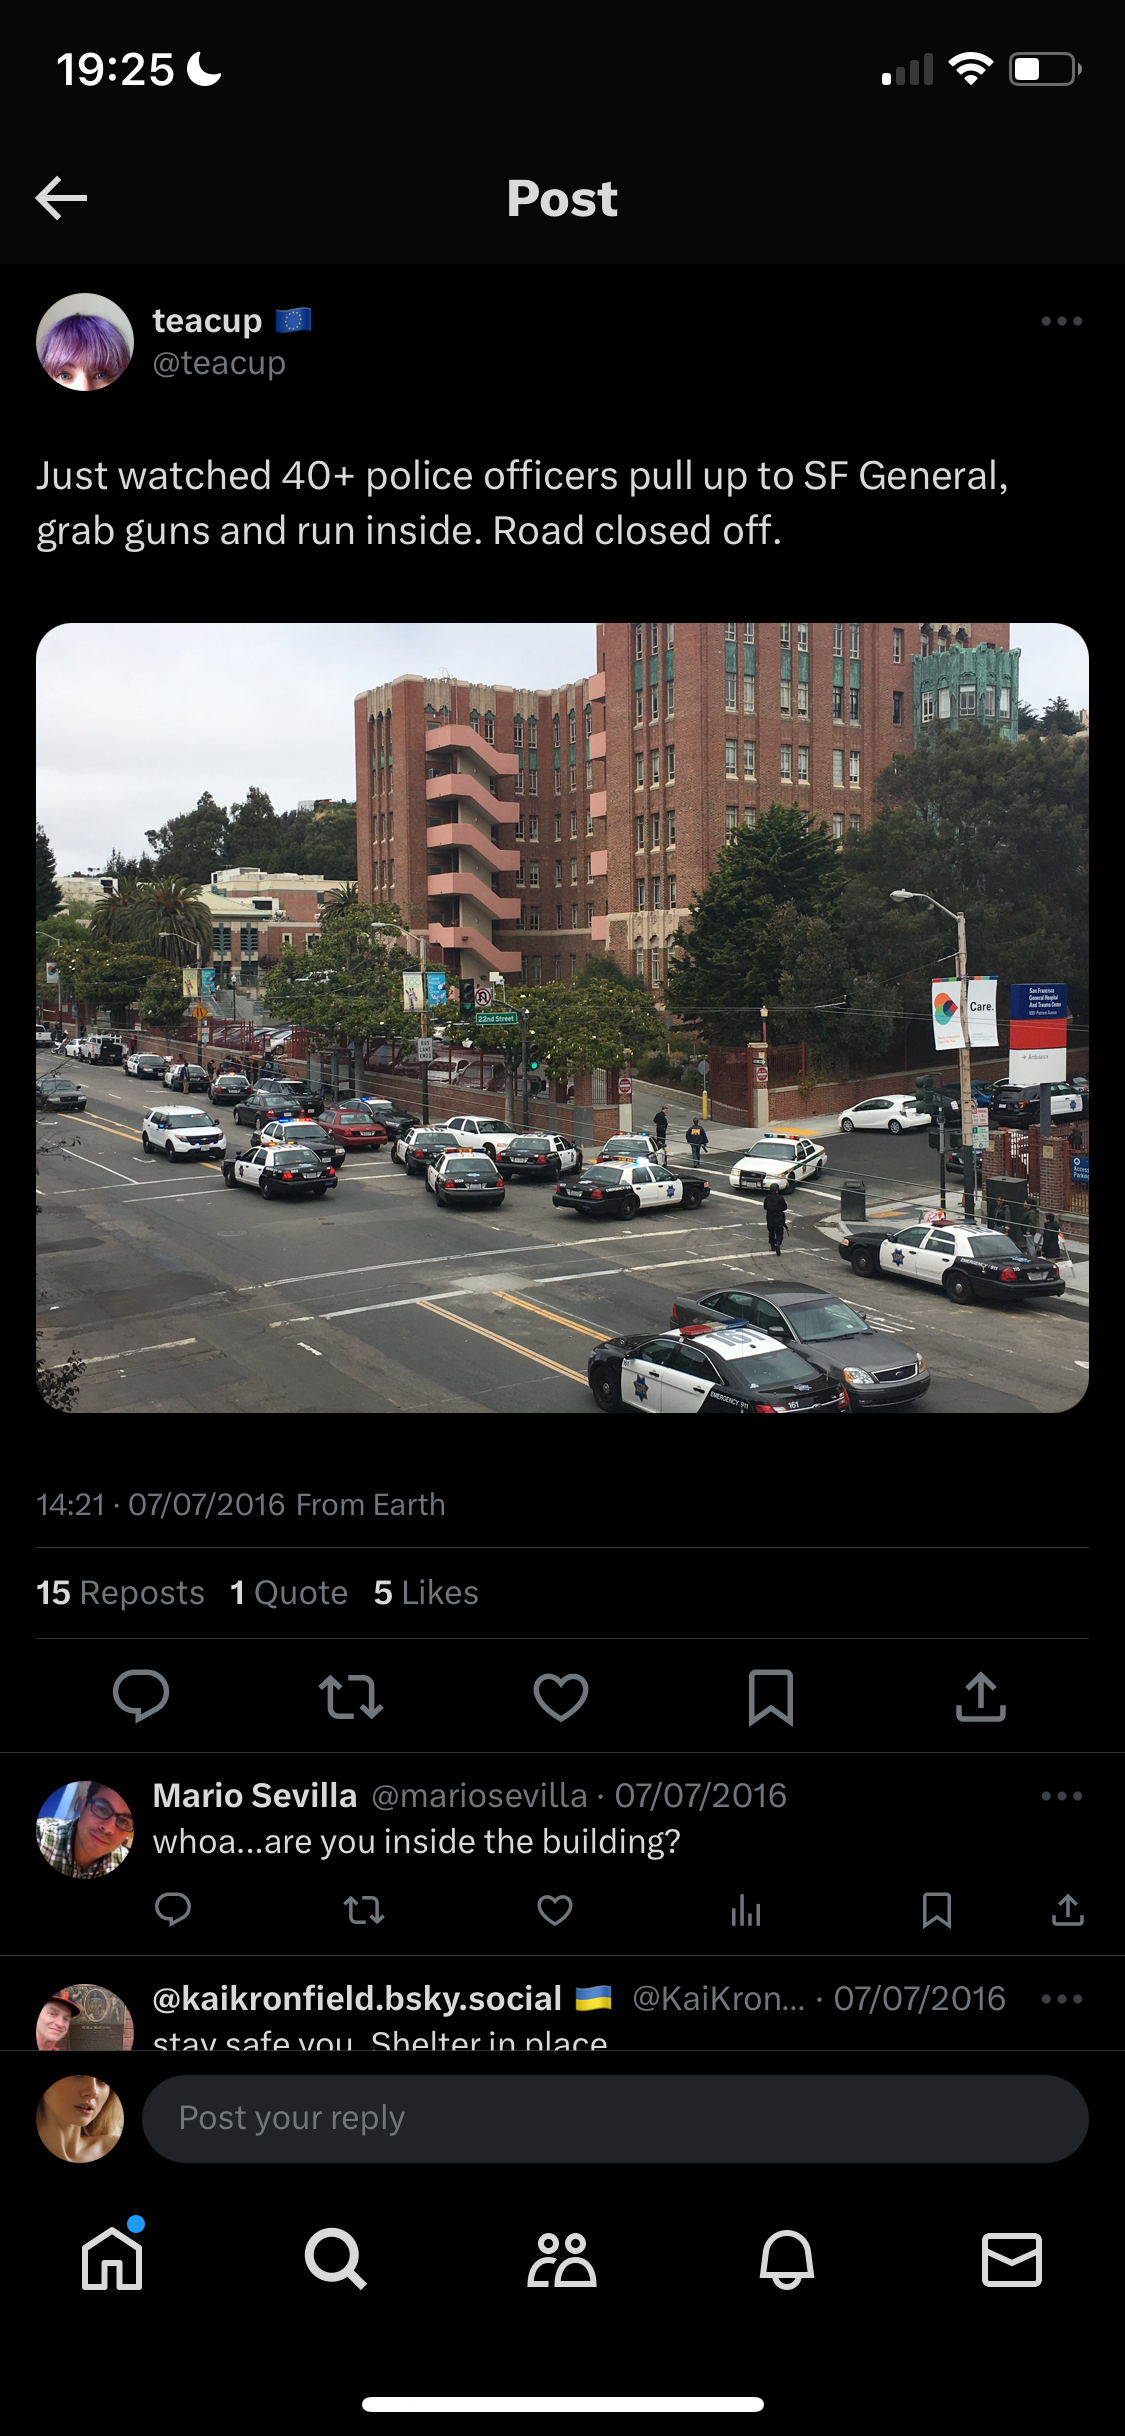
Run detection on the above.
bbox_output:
[82,2227,143,2291]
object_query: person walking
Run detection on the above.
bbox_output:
[763,1182,788,1255]
[686,1118,708,1166]
[1039,1211,1063,1260]
[653,1106,669,1151]
[206,1060,215,1085]
[128,1033,138,1056]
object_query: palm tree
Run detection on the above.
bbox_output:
[321,882,360,922]
[134,880,214,961]
[86,884,143,945]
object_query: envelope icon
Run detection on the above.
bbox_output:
[982,2233,1042,2287]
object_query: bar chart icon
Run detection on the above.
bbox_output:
[881,55,933,85]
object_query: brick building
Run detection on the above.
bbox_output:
[353,672,608,987]
[201,867,346,989]
[598,621,1010,987]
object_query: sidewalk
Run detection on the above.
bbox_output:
[816,1200,1089,1302]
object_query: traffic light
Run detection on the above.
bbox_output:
[527,1043,540,1070]
[915,1073,935,1115]
[458,979,476,1021]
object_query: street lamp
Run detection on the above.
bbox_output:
[889,888,976,1214]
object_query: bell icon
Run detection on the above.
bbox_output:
[760,2229,814,2290]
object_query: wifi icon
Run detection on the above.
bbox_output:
[949,51,994,83]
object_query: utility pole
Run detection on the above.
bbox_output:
[954,910,976,1219]
[520,1004,530,1130]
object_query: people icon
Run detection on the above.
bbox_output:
[527,2232,597,2288]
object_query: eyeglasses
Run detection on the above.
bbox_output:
[86,1799,134,1831]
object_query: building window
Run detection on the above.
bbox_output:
[780,744,792,779]
[281,931,292,945]
[651,748,660,784]
[798,745,809,781]
[850,622,860,654]
[637,879,645,908]
[921,690,934,724]
[585,705,593,736]
[570,857,578,884]
[635,690,643,724]
[569,763,577,791]
[725,621,736,640]
[666,682,675,716]
[832,685,843,719]
[726,806,738,836]
[515,768,523,794]
[780,680,791,716]
[586,903,594,925]
[743,739,756,778]
[938,688,952,719]
[849,750,860,785]
[586,808,594,834]
[514,815,525,838]
[833,749,845,786]
[651,813,660,845]
[570,903,579,928]
[529,814,539,839]
[554,860,563,886]
[517,863,525,886]
[892,690,904,725]
[849,812,861,833]
[999,686,1011,715]
[653,878,661,908]
[554,954,562,980]
[795,681,807,717]
[635,624,644,658]
[893,628,903,664]
[531,954,542,982]
[529,862,539,887]
[636,753,645,788]
[651,623,660,652]
[568,712,576,743]
[529,908,540,931]
[554,767,562,793]
[585,856,592,880]
[520,955,528,981]
[920,636,930,658]
[636,941,645,976]
[833,811,844,838]
[529,770,538,794]
[651,688,659,719]
[725,738,737,774]
[669,875,677,904]
[780,622,790,645]
[554,813,562,840]
[570,808,578,837]
[725,675,737,710]
[959,685,977,715]
[847,687,858,721]
[636,817,645,851]
[667,810,676,843]
[528,718,537,746]
[743,674,755,716]
[741,808,755,830]
[570,954,577,975]
[833,623,843,652]
[797,622,808,650]
[484,712,494,743]
[552,714,560,746]
[651,945,660,982]
[514,716,523,746]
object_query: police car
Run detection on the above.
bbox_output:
[554,1159,710,1219]
[596,1131,668,1168]
[252,1117,346,1169]
[497,1132,583,1181]
[425,1151,505,1208]
[140,1104,227,1161]
[221,1143,337,1200]
[587,1323,850,1413]
[837,1218,1066,1304]
[728,1134,828,1192]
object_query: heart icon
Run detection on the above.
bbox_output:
[538,1895,573,1926]
[534,1673,589,1722]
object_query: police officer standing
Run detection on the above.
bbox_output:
[685,1118,708,1166]
[763,1181,788,1255]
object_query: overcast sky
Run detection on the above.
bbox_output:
[36,621,1087,873]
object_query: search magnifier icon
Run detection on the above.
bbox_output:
[305,2228,366,2289]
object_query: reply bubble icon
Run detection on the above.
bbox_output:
[155,1891,192,1926]
[114,1669,170,1722]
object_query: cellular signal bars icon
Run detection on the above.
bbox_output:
[881,55,933,85]
[732,1895,761,1927]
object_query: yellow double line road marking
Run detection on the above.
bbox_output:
[416,1298,589,1385]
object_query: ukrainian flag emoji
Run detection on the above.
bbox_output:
[576,1985,611,2011]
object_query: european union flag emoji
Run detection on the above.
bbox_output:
[275,309,311,332]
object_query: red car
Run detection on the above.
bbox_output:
[318,1103,388,1151]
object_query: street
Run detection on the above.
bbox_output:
[37,1062,1089,1417]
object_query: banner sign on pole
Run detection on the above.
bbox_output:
[402,971,423,1012]
[1009,981,1067,1083]
[965,978,999,1046]
[425,971,448,1007]
[931,980,965,1049]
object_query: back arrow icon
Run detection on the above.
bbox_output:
[37,176,89,220]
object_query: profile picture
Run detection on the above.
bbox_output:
[37,2075,124,2163]
[36,1781,135,1879]
[37,291,133,391]
[36,1983,134,2054]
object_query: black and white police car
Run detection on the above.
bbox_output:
[126,1049,167,1081]
[425,1152,506,1208]
[497,1132,583,1181]
[587,1323,850,1413]
[727,1134,828,1192]
[595,1131,668,1168]
[221,1143,337,1200]
[837,1218,1066,1304]
[667,1282,929,1410]
[251,1117,346,1169]
[140,1104,227,1162]
[554,1159,711,1219]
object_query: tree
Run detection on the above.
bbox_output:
[105,845,156,883]
[445,961,666,1125]
[664,804,843,1045]
[320,882,360,920]
[88,878,212,961]
[72,946,162,1016]
[223,786,285,869]
[262,899,413,1043]
[1039,695,1081,736]
[145,791,230,880]
[1017,700,1040,733]
[138,966,189,1036]
[36,913,92,1002]
[763,906,900,1072]
[36,825,63,919]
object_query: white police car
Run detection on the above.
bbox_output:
[587,1323,849,1413]
[140,1104,227,1162]
[728,1134,828,1192]
[554,1159,711,1218]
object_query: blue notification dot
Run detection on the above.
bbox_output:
[127,2215,145,2233]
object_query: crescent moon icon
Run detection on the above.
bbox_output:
[186,52,222,85]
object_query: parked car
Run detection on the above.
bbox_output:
[35,1023,54,1047]
[666,1283,929,1411]
[496,1133,583,1181]
[837,1094,929,1135]
[82,1033,124,1066]
[991,1080,1083,1128]
[596,1132,668,1168]
[317,1104,388,1151]
[728,1135,827,1193]
[232,1085,306,1130]
[209,1071,252,1106]
[164,1059,210,1093]
[587,1324,849,1414]
[222,1144,337,1200]
[140,1105,227,1162]
[351,1097,416,1142]
[252,1117,346,1170]
[126,1050,167,1080]
[837,1220,1065,1304]
[396,1127,466,1177]
[554,1160,710,1219]
[426,1152,505,1207]
[64,1035,87,1058]
[442,1115,521,1161]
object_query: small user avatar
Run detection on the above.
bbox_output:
[36,1781,135,1879]
[36,1983,135,2053]
[37,2075,124,2163]
[37,291,133,391]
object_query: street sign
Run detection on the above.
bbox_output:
[476,1009,519,1027]
[416,1036,434,1063]
[1070,1153,1089,1184]
[474,986,493,1008]
[754,1063,769,1085]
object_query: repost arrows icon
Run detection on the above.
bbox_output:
[37,176,89,220]
[319,1673,383,1720]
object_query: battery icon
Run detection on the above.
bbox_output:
[1009,53,1080,84]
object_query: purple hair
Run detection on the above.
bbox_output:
[39,314,131,379]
